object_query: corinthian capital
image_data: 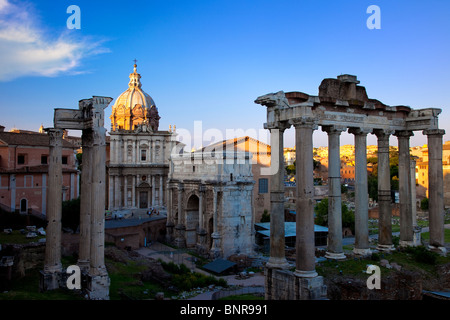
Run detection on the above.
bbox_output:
[47,128,64,147]
[291,117,318,130]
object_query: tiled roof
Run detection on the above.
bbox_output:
[0,132,76,148]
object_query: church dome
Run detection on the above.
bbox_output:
[110,63,160,131]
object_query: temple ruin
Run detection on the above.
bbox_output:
[255,74,446,300]
[39,96,113,300]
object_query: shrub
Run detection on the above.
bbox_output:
[420,198,429,210]
[405,246,438,265]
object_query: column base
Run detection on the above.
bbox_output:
[353,248,372,257]
[86,273,110,300]
[39,270,62,292]
[325,251,346,260]
[77,259,90,273]
[377,244,395,252]
[266,257,291,270]
[297,276,327,300]
[428,245,447,256]
[294,269,318,278]
[399,240,415,248]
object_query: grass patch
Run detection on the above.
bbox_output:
[160,261,227,292]
[0,230,45,244]
[420,229,450,243]
[106,258,172,300]
[0,266,83,300]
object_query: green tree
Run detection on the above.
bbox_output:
[314,198,355,234]
[260,209,270,222]
[420,197,429,210]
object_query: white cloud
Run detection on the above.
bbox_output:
[0,0,109,81]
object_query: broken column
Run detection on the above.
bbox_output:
[424,129,447,254]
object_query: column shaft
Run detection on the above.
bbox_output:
[90,127,107,276]
[323,126,345,259]
[152,175,156,207]
[267,127,289,269]
[397,131,414,247]
[159,175,163,206]
[78,130,92,271]
[350,128,371,256]
[424,129,446,252]
[375,130,393,250]
[294,119,317,277]
[44,128,63,274]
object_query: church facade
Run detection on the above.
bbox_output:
[108,64,180,210]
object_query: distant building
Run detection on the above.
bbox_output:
[107,63,180,211]
[167,150,255,258]
[200,136,271,223]
[416,141,450,206]
[0,125,79,215]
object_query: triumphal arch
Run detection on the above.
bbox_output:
[255,74,446,300]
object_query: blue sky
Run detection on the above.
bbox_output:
[1,0,449,148]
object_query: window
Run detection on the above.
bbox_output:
[141,150,147,161]
[17,155,25,165]
[259,178,269,194]
[41,155,48,164]
[62,156,68,165]
[20,198,27,213]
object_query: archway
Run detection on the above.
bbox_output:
[185,194,199,247]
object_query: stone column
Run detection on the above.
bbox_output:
[86,96,111,300]
[410,158,421,246]
[197,185,207,254]
[374,129,394,251]
[123,175,128,207]
[151,175,156,207]
[424,129,447,254]
[166,184,175,243]
[108,176,114,210]
[293,117,318,277]
[266,125,290,269]
[396,130,414,247]
[159,175,164,206]
[41,128,64,291]
[175,183,186,247]
[90,129,108,276]
[114,175,120,209]
[323,125,346,259]
[114,138,119,164]
[132,176,136,208]
[78,129,93,272]
[349,128,372,256]
[210,187,221,258]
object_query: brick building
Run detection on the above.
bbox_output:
[0,126,79,215]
